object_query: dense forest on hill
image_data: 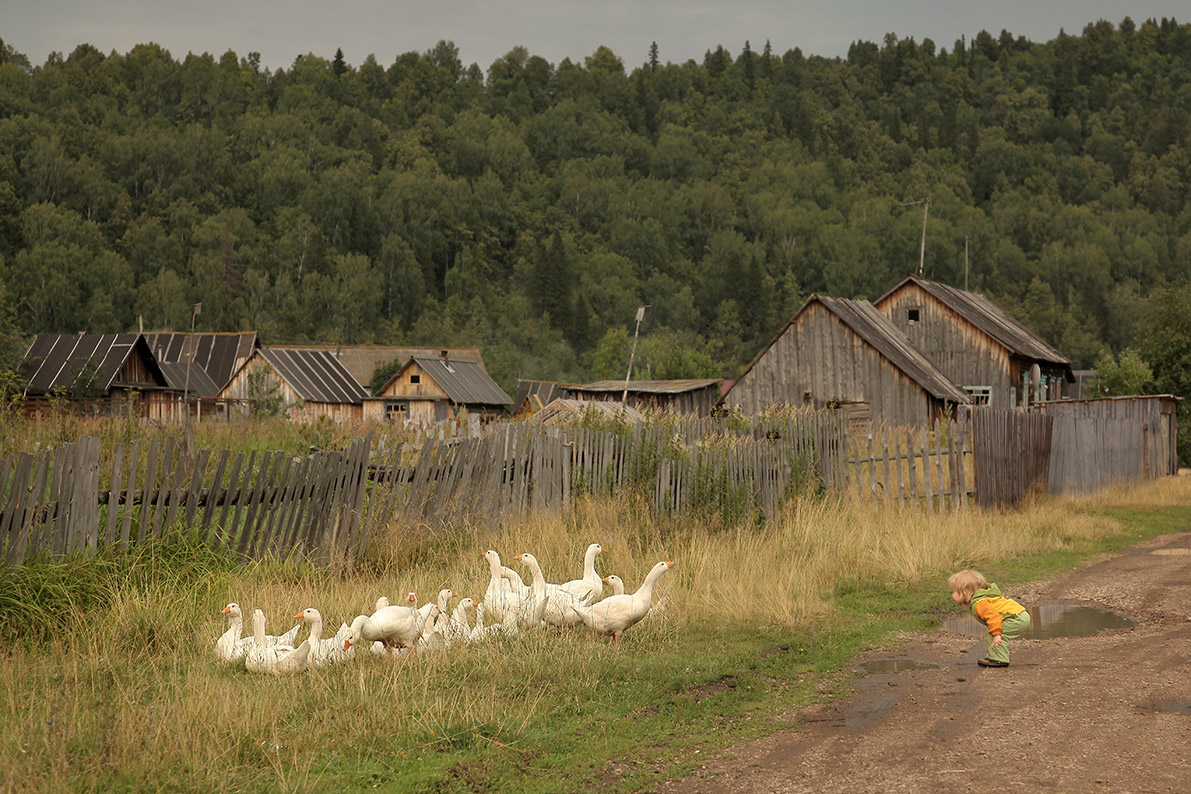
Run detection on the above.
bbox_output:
[0,19,1190,403]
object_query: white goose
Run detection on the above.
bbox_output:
[294,608,353,667]
[559,543,606,606]
[245,609,310,675]
[424,589,455,641]
[345,602,439,654]
[483,550,528,624]
[602,575,625,596]
[516,552,585,628]
[439,596,475,642]
[216,603,300,662]
[569,561,675,644]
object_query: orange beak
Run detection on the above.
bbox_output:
[294,612,304,620]
[514,554,522,561]
[601,577,610,583]
[666,561,676,567]
[221,606,231,614]
[344,639,352,650]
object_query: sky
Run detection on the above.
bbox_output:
[5,1,1189,73]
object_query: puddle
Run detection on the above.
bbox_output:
[857,659,939,673]
[1150,700,1191,715]
[1151,548,1191,556]
[943,602,1137,639]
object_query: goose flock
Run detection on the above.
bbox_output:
[214,543,675,675]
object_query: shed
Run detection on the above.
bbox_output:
[528,399,646,426]
[219,347,368,422]
[19,333,170,402]
[144,332,258,393]
[1037,395,1180,479]
[513,380,573,418]
[721,295,970,427]
[564,379,724,416]
[364,354,513,424]
[875,276,1073,409]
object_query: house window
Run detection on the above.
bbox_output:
[384,401,409,420]
[410,374,420,384]
[907,308,921,324]
[964,386,992,405]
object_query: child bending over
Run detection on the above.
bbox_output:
[948,569,1031,668]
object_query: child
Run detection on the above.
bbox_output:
[948,569,1031,668]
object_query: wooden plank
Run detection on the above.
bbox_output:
[119,442,140,548]
[104,444,124,549]
[866,433,877,500]
[920,426,934,513]
[254,454,293,557]
[81,437,101,553]
[138,439,161,543]
[274,456,311,553]
[1,454,33,565]
[880,428,892,506]
[183,449,210,530]
[933,422,946,510]
[151,438,177,538]
[238,451,277,555]
[49,444,72,555]
[200,449,229,535]
[956,413,968,509]
[226,450,256,551]
[894,431,905,507]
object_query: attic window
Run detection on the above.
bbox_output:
[410,374,420,384]
[907,308,921,324]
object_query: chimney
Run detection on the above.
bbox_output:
[441,349,449,368]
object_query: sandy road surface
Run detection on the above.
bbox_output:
[660,532,1191,794]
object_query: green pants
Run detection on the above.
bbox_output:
[986,611,1031,663]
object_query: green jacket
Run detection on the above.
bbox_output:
[970,583,1025,636]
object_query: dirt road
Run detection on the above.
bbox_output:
[661,532,1191,793]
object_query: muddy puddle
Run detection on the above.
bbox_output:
[944,602,1137,639]
[1150,700,1191,715]
[856,659,940,674]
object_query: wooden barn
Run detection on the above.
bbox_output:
[564,379,724,416]
[219,347,368,422]
[512,380,573,418]
[875,276,1074,409]
[18,333,175,415]
[145,332,258,394]
[364,353,512,424]
[721,295,970,427]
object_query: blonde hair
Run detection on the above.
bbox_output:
[948,569,988,602]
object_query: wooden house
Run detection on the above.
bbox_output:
[721,295,970,427]
[18,333,175,416]
[145,332,258,394]
[364,353,512,424]
[219,347,368,422]
[875,276,1074,408]
[267,345,486,394]
[564,379,724,416]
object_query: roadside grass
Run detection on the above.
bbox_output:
[1,477,1188,793]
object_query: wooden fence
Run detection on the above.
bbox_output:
[842,421,971,510]
[0,436,372,567]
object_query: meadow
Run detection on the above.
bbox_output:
[1,417,1188,793]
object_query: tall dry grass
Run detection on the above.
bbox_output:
[1,477,1187,792]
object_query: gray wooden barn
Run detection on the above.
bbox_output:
[564,379,724,416]
[875,276,1073,409]
[721,295,970,427]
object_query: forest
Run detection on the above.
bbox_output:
[0,18,1190,407]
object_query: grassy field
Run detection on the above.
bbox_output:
[1,470,1188,793]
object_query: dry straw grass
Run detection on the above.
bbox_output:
[1,477,1187,792]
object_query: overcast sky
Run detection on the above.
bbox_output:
[6,1,1188,73]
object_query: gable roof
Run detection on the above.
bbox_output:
[726,295,970,405]
[384,357,512,406]
[145,332,258,391]
[513,380,573,414]
[254,347,369,404]
[877,276,1071,367]
[19,333,168,395]
[267,345,486,391]
[156,361,222,399]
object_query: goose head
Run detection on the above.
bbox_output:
[295,607,322,624]
[222,602,242,618]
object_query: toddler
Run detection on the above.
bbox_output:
[948,569,1031,668]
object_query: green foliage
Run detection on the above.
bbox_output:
[245,365,285,418]
[1093,348,1153,395]
[0,21,1189,398]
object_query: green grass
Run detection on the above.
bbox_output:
[1,495,1188,793]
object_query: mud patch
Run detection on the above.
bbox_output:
[856,659,940,673]
[1151,548,1191,556]
[687,675,738,702]
[1148,700,1191,715]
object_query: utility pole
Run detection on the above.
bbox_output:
[622,306,647,404]
[900,198,930,276]
[964,235,970,291]
[184,302,201,459]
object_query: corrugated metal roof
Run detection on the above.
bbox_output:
[877,277,1071,367]
[269,345,486,391]
[259,347,369,404]
[145,332,258,390]
[19,333,167,395]
[157,362,221,398]
[401,357,512,406]
[529,399,646,426]
[569,379,723,395]
[724,296,970,405]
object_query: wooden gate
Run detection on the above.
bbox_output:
[970,407,1054,507]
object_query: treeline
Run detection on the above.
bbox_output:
[0,19,1190,400]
